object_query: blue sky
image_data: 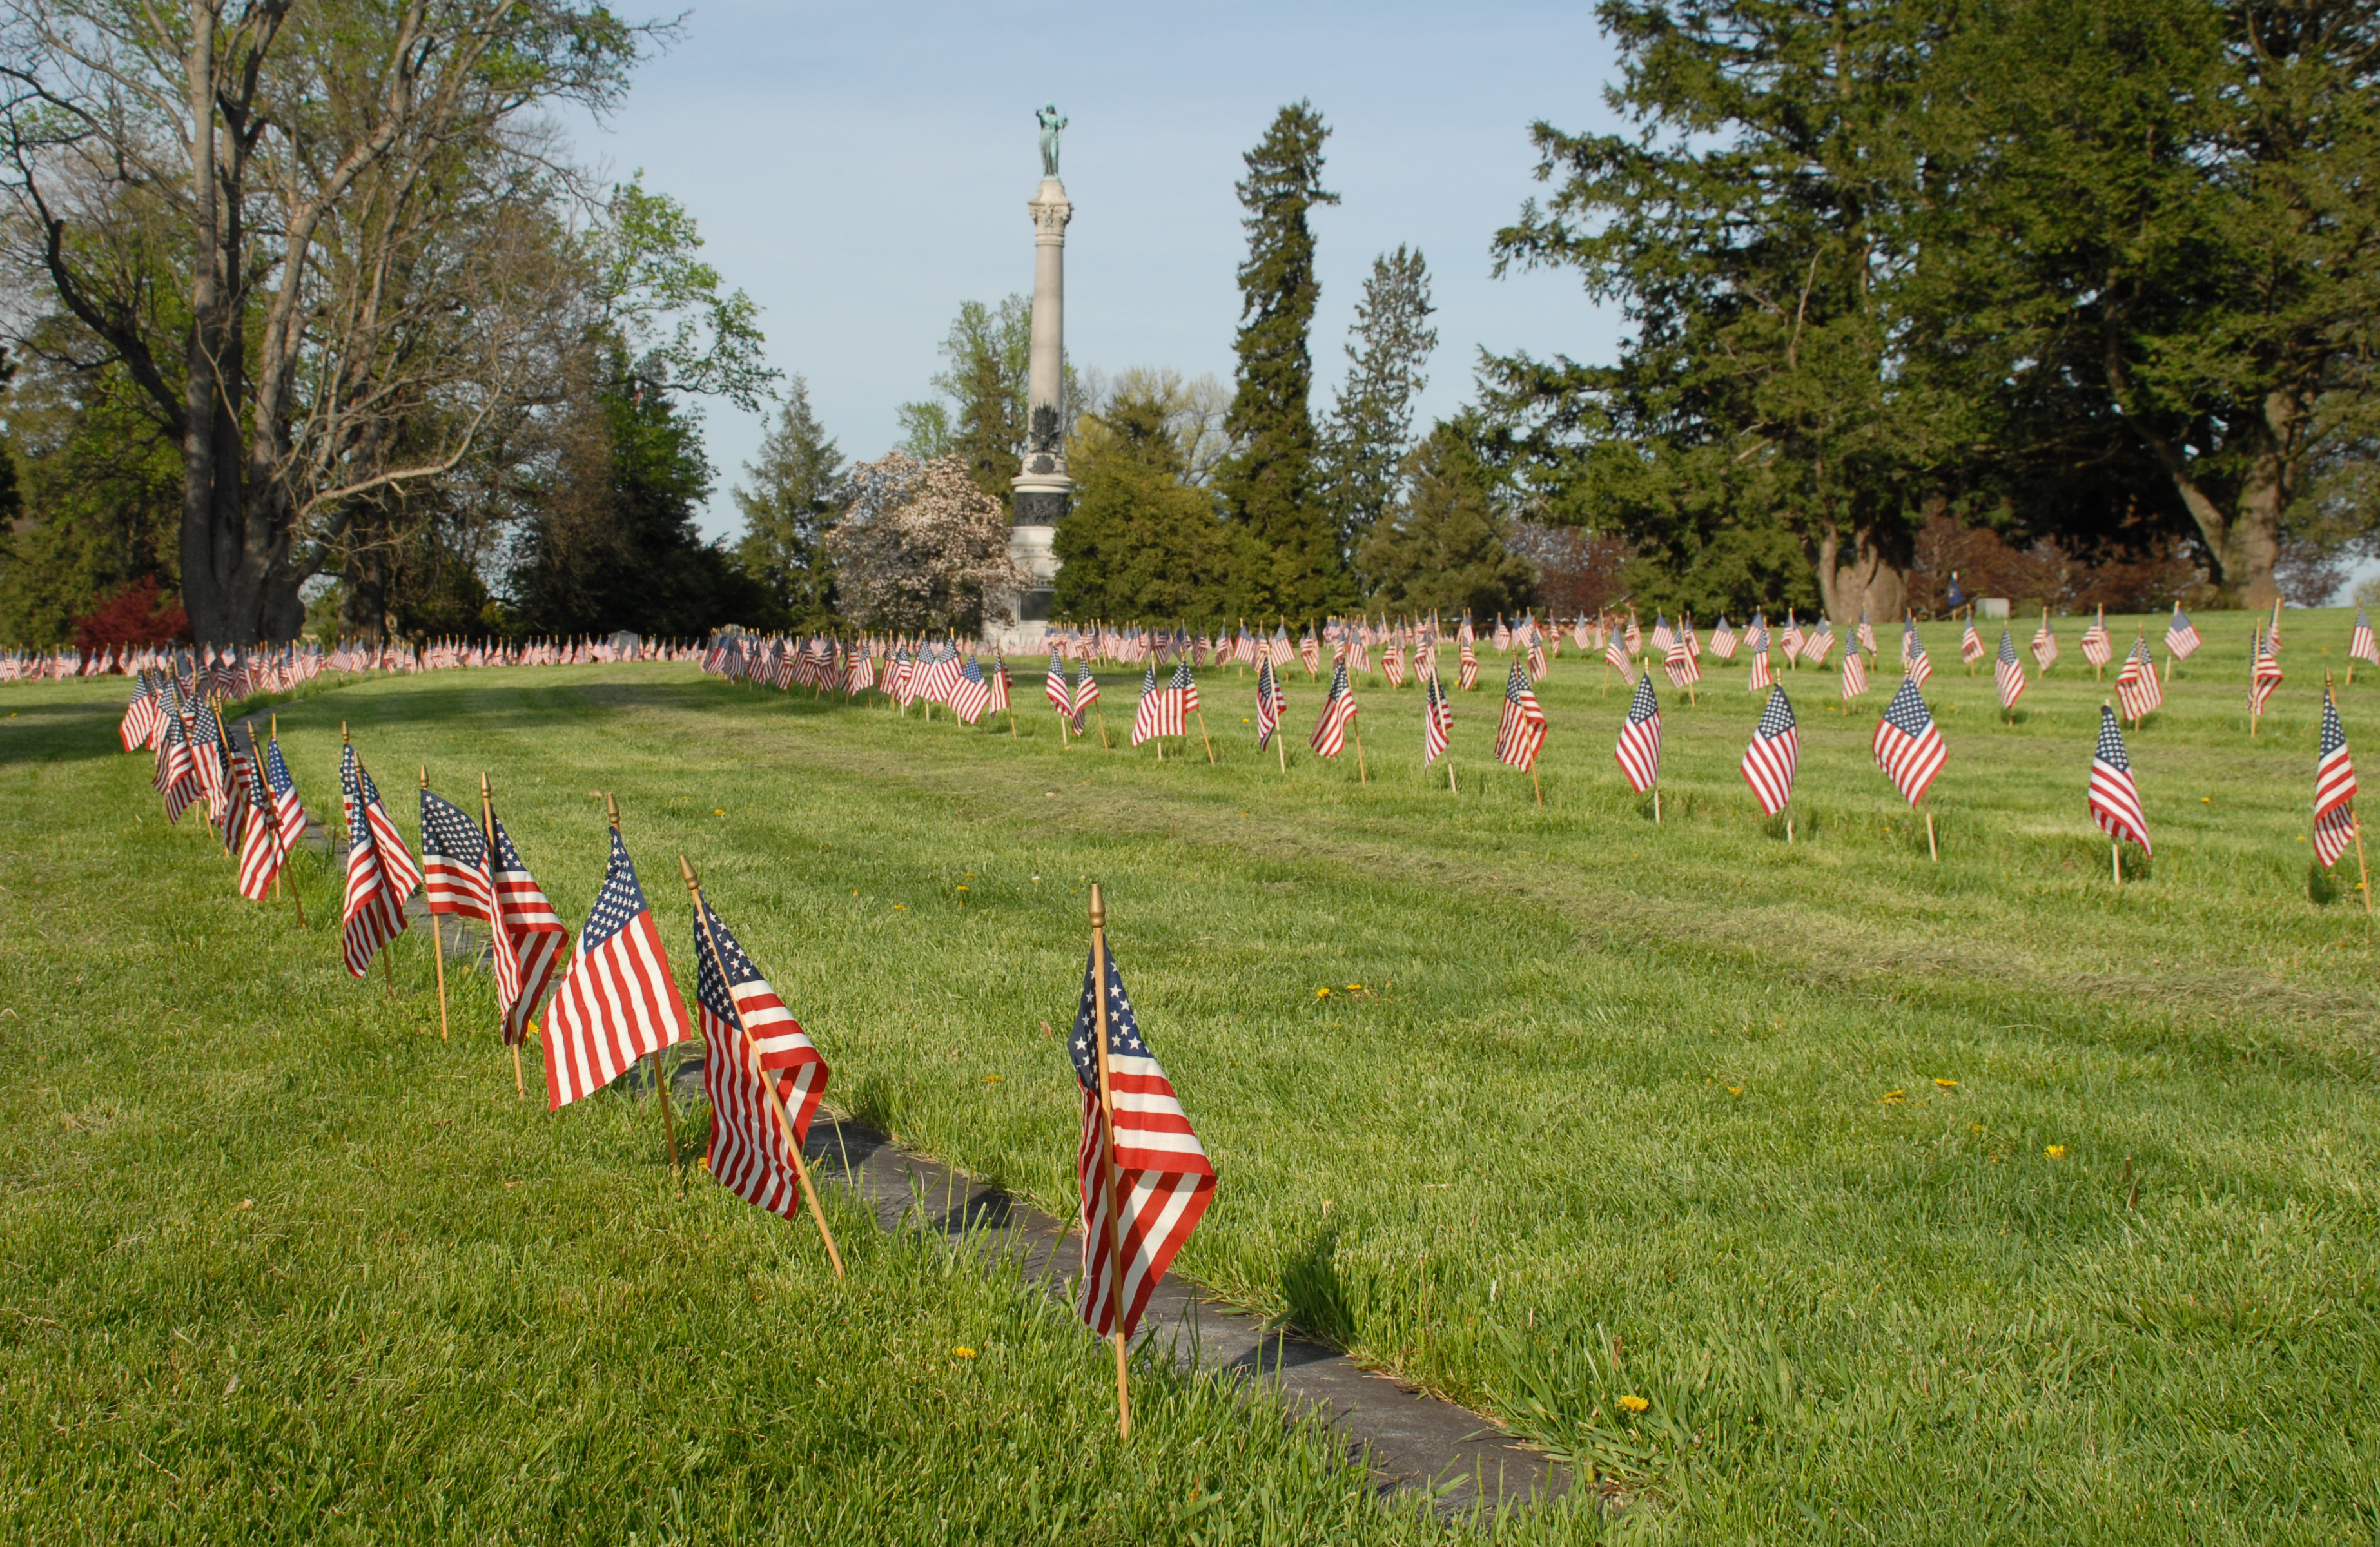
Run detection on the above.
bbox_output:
[560,1,1629,540]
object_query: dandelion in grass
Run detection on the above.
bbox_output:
[1727,1086,1742,1096]
[1618,1394,1650,1414]
[951,1347,977,1359]
[2046,1145,2066,1158]
[1316,988,1331,998]
[1880,1089,1906,1104]
[1935,1078,1958,1089]
[712,808,725,815]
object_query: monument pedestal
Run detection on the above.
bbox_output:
[990,165,1075,653]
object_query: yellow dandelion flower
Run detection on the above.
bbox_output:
[951,1347,977,1359]
[1316,988,1331,998]
[1726,1085,1743,1096]
[2046,1145,2066,1159]
[982,1075,1001,1084]
[1617,1394,1650,1414]
[1880,1089,1907,1104]
[1347,984,1362,991]
[1934,1078,1958,1089]
[712,808,725,815]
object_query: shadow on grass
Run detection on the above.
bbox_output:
[1280,1227,1357,1347]
[0,695,130,767]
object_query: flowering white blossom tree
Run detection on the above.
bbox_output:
[824,452,1028,633]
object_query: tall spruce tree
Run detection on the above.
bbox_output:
[733,377,845,631]
[1326,246,1438,579]
[1219,102,1349,619]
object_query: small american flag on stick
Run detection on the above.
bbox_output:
[2314,686,2360,875]
[2088,705,2151,859]
[1255,658,1285,750]
[1071,888,1214,1406]
[1739,686,1798,815]
[1995,629,2028,713]
[2116,637,2163,723]
[1614,671,1662,794]
[539,819,692,1111]
[1494,659,1548,777]
[339,742,420,979]
[1424,673,1453,774]
[2082,608,2112,672]
[2352,610,2378,677]
[1311,659,1359,759]
[2165,605,2201,661]
[687,868,842,1270]
[1872,677,1947,808]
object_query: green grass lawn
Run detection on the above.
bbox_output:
[6,607,2379,1543]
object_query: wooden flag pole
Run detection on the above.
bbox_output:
[1095,706,1111,752]
[1925,808,1939,863]
[680,856,845,1276]
[1653,786,1661,824]
[418,767,451,1042]
[1353,725,1368,784]
[1276,722,1287,774]
[2112,842,2121,885]
[1086,883,1133,1439]
[482,773,525,1100]
[2334,674,2373,914]
[609,792,681,1192]
[1195,708,1216,764]
[1531,764,1543,807]
[1448,757,1458,795]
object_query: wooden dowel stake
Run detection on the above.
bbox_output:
[1925,809,1939,863]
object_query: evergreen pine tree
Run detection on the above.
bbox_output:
[1357,420,1534,621]
[1326,246,1437,577]
[1053,380,1231,622]
[733,376,845,630]
[1219,102,1348,619]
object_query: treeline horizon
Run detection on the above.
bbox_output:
[1,0,2372,648]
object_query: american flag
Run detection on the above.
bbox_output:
[1256,657,1285,748]
[1960,619,1986,666]
[1778,612,1805,665]
[1171,661,1200,717]
[1495,616,1514,652]
[1840,647,1868,701]
[1995,629,2028,710]
[1382,641,1407,688]
[156,715,200,824]
[235,737,288,900]
[2250,627,2283,715]
[1071,661,1101,727]
[2353,609,2379,667]
[950,657,993,724]
[1045,656,1071,714]
[2165,606,2201,660]
[540,826,692,1109]
[1650,615,1676,656]
[694,894,828,1220]
[1710,616,1739,660]
[1872,676,1948,806]
[1129,665,1171,745]
[2031,614,2059,671]
[1299,629,1322,676]
[1664,631,1701,688]
[119,678,162,752]
[1801,619,1834,666]
[987,653,1012,714]
[1494,659,1548,772]
[489,813,567,1044]
[338,745,419,978]
[1682,614,1702,659]
[266,735,307,853]
[1623,614,1642,657]
[2116,637,2164,720]
[1311,659,1358,757]
[2082,608,2112,669]
[1526,632,1548,681]
[190,700,229,822]
[1603,628,1631,677]
[1424,673,1453,764]
[1903,621,1934,688]
[1857,614,1877,656]
[1614,671,1662,793]
[2315,688,2359,868]
[1458,639,1481,690]
[1747,648,1773,692]
[420,787,497,923]
[844,647,875,695]
[1071,939,1214,1340]
[2087,705,2151,856]
[1739,685,1798,815]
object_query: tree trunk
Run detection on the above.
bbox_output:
[1812,511,1913,625]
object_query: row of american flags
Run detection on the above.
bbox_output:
[115,666,1216,1403]
[3,634,707,685]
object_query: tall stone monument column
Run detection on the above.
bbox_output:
[1002,105,1073,645]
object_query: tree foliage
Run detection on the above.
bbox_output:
[1051,374,1231,622]
[1218,102,1349,620]
[1356,420,1534,622]
[733,377,844,632]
